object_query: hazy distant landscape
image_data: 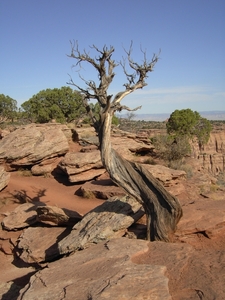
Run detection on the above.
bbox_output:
[119,111,225,121]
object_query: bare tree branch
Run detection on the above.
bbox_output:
[112,44,160,105]
[68,40,118,107]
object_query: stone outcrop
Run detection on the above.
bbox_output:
[36,205,82,226]
[111,135,154,160]
[176,199,225,237]
[1,123,225,299]
[191,126,225,175]
[17,238,171,300]
[199,153,224,175]
[0,165,10,191]
[59,150,105,182]
[203,128,225,154]
[58,196,143,255]
[144,164,186,196]
[16,226,70,264]
[79,173,126,199]
[2,203,39,230]
[0,123,69,169]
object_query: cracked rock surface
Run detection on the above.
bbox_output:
[18,238,171,300]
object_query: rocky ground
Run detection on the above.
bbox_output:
[0,123,225,299]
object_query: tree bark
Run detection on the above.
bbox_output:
[99,109,182,242]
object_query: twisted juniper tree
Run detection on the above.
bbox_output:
[68,41,182,242]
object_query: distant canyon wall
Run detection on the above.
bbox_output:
[193,126,225,175]
[144,126,225,176]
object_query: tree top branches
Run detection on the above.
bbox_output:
[67,41,160,115]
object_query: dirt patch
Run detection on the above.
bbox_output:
[0,172,103,286]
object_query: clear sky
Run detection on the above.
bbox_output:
[0,0,224,114]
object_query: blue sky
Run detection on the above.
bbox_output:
[0,0,224,114]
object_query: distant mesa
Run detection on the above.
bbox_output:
[118,111,225,121]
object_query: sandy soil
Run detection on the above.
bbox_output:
[0,172,103,285]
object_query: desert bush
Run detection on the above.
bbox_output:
[143,157,157,165]
[17,168,32,177]
[152,134,191,162]
[168,160,193,178]
[216,172,225,187]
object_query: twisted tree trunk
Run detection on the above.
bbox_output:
[99,109,182,241]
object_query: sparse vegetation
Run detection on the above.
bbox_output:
[216,172,225,187]
[152,134,191,162]
[118,118,166,132]
[168,160,193,178]
[143,157,157,165]
[17,168,33,177]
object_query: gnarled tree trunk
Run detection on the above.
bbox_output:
[99,109,182,241]
[68,42,183,241]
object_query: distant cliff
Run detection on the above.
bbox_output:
[131,111,225,121]
[196,124,225,175]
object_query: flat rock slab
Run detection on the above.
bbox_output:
[177,199,225,237]
[17,226,70,263]
[111,136,154,160]
[59,150,105,182]
[69,168,105,183]
[2,203,39,230]
[59,196,144,255]
[36,205,82,226]
[79,178,126,199]
[144,164,186,186]
[133,236,225,299]
[18,238,171,300]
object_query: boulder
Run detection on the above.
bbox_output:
[111,135,154,160]
[0,124,69,168]
[59,150,105,182]
[69,168,105,183]
[79,177,126,199]
[59,196,143,255]
[16,226,70,263]
[73,126,96,141]
[30,157,62,176]
[36,205,82,226]
[18,238,171,300]
[0,165,10,191]
[2,203,39,230]
[143,164,186,197]
[143,164,186,185]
